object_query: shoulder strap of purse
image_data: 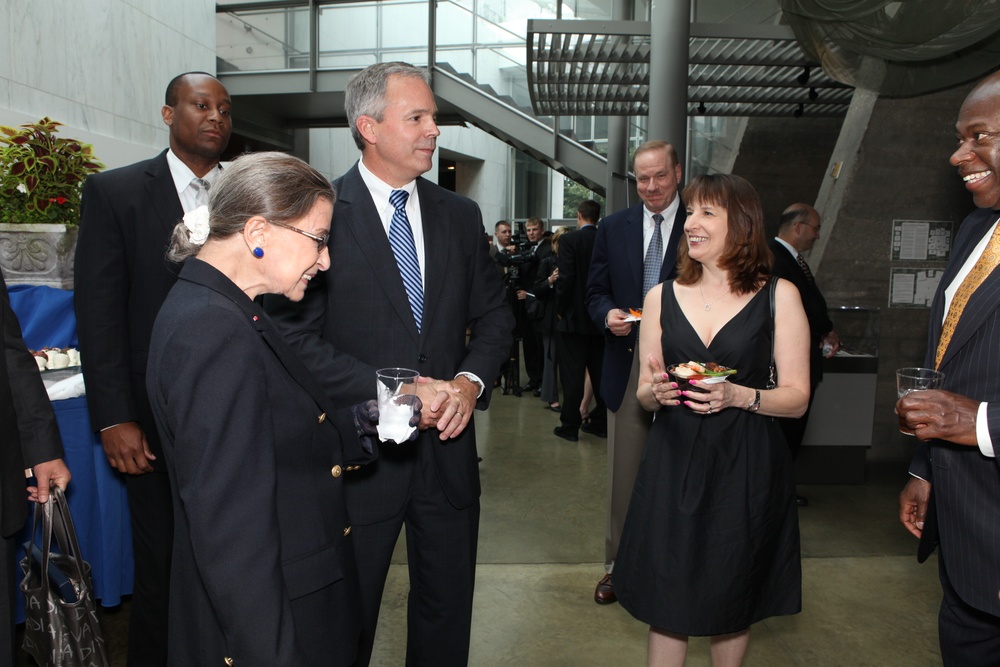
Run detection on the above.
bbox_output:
[769,277,777,365]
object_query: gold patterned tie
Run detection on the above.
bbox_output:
[935,220,1000,369]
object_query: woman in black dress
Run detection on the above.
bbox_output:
[614,174,811,666]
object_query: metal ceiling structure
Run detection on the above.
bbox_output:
[527,20,854,118]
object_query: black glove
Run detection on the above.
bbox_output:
[352,397,423,442]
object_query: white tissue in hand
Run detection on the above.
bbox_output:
[377,397,416,443]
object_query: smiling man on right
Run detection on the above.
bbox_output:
[897,70,1000,665]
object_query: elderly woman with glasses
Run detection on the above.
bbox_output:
[146,152,418,666]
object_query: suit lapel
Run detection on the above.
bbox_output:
[417,178,448,340]
[625,205,645,298]
[144,151,185,239]
[660,199,686,281]
[338,166,421,344]
[182,260,333,412]
[936,209,1000,369]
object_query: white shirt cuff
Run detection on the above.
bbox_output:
[977,401,995,457]
[455,372,485,398]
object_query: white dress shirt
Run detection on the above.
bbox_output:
[643,195,682,259]
[356,158,483,397]
[165,149,221,214]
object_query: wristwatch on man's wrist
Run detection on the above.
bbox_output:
[747,389,761,413]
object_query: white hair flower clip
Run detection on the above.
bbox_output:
[183,205,211,245]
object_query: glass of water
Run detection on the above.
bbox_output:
[896,367,945,435]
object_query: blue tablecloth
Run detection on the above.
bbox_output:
[9,286,133,622]
[8,284,77,349]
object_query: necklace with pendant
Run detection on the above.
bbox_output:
[698,284,728,311]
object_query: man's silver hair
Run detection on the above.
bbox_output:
[345,62,431,150]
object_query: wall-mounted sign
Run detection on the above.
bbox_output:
[889,268,944,308]
[891,220,953,261]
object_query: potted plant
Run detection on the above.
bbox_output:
[0,117,104,287]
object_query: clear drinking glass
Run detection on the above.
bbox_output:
[896,367,945,435]
[376,368,419,443]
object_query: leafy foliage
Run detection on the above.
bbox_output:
[563,179,605,219]
[0,117,104,225]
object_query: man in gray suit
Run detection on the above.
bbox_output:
[266,62,512,666]
[898,71,1000,664]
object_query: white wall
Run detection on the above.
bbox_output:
[0,0,218,169]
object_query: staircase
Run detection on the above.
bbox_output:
[432,63,608,194]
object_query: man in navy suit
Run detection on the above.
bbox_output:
[898,71,1000,665]
[265,62,512,667]
[553,199,606,442]
[585,140,685,604]
[0,271,71,665]
[74,72,231,666]
[768,204,839,506]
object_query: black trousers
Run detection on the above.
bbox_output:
[556,331,606,432]
[938,558,1000,666]
[125,471,173,667]
[352,442,479,667]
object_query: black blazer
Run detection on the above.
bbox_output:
[767,238,833,385]
[265,163,513,524]
[147,259,376,665]
[0,271,64,537]
[75,149,184,466]
[585,201,686,411]
[909,207,1000,616]
[556,225,600,335]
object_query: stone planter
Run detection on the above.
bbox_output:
[0,223,78,289]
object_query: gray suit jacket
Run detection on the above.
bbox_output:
[909,206,1000,616]
[265,162,513,524]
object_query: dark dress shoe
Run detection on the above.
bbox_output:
[796,495,809,507]
[547,404,561,412]
[520,381,539,393]
[581,422,607,437]
[594,573,616,604]
[533,388,542,397]
[553,426,579,442]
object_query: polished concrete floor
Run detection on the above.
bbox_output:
[19,386,944,666]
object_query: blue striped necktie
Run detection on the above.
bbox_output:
[642,213,664,298]
[388,189,424,331]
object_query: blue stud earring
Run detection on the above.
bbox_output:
[252,247,264,258]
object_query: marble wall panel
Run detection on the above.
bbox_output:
[1,0,216,157]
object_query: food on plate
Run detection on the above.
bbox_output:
[29,346,82,371]
[668,360,736,381]
[628,308,643,319]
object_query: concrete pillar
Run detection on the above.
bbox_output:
[648,0,690,159]
[607,0,636,213]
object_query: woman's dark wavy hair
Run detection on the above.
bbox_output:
[675,173,772,295]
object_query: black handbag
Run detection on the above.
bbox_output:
[20,486,110,667]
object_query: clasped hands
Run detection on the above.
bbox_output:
[415,375,477,439]
[356,374,474,442]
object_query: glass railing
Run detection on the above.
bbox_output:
[216,0,598,127]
